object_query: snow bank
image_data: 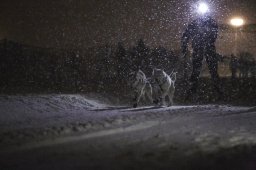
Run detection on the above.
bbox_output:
[0,94,107,129]
[0,94,254,153]
[1,95,256,170]
[0,94,112,147]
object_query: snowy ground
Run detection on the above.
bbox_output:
[0,94,256,170]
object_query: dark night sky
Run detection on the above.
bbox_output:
[1,0,256,49]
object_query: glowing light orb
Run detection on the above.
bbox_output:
[197,2,209,14]
[230,18,244,27]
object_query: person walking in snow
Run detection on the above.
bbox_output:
[181,15,223,101]
[229,54,239,79]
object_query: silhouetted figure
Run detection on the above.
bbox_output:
[249,58,256,78]
[229,54,239,79]
[181,15,223,101]
[239,56,249,78]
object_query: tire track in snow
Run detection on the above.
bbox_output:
[4,120,161,152]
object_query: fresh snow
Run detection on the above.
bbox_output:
[0,94,256,170]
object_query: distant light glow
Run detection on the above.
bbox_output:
[230,18,244,27]
[197,2,209,15]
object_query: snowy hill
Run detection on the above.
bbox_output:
[0,94,107,127]
[1,94,256,170]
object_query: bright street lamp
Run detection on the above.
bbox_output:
[230,18,244,27]
[230,17,244,55]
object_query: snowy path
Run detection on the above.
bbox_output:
[0,95,256,170]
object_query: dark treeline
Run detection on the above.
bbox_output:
[236,52,256,78]
[0,39,178,93]
[1,39,256,105]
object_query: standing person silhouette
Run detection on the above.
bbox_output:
[230,54,239,79]
[181,4,223,101]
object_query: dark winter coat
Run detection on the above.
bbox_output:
[181,16,218,53]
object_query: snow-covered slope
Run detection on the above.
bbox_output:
[1,95,256,170]
[0,94,111,145]
[0,94,106,127]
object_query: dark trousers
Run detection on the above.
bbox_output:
[188,45,222,95]
[231,69,237,79]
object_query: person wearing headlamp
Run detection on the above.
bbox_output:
[181,2,223,102]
